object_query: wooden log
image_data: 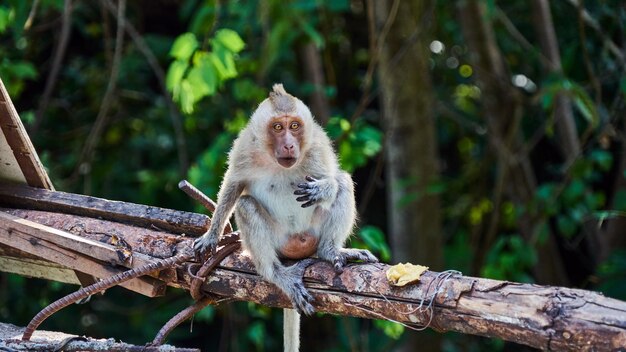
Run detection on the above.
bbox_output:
[0,183,210,236]
[189,253,626,351]
[3,208,626,350]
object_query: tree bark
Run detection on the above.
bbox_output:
[375,0,442,350]
[299,42,330,125]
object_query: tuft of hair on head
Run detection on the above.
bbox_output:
[269,83,297,115]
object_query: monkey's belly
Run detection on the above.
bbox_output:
[279,232,319,260]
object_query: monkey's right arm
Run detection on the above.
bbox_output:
[194,179,245,254]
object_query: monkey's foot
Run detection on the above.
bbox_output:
[332,248,379,273]
[283,259,316,315]
[193,233,218,255]
[292,282,315,316]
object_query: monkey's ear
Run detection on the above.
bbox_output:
[269,83,296,114]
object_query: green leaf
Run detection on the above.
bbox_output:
[557,215,577,238]
[374,320,404,340]
[213,28,245,53]
[170,32,199,60]
[563,179,585,203]
[178,79,196,114]
[187,53,218,99]
[10,61,36,79]
[246,321,266,350]
[208,46,237,80]
[358,226,391,261]
[194,305,215,321]
[187,67,212,102]
[590,150,613,171]
[572,91,597,127]
[535,183,556,202]
[165,60,188,92]
[0,7,12,33]
[189,5,217,35]
[298,20,324,48]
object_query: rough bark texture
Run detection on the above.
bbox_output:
[375,1,442,349]
[3,207,625,350]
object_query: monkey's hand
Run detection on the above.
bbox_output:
[294,176,336,208]
[193,230,219,255]
[331,248,379,273]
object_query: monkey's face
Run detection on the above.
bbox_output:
[268,115,304,168]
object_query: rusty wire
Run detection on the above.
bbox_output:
[22,254,191,341]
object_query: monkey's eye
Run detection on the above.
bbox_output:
[273,123,283,131]
[290,122,300,130]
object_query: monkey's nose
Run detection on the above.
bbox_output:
[284,144,294,151]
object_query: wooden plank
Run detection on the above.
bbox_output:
[0,77,53,190]
[0,211,160,269]
[0,131,27,184]
[1,208,181,283]
[0,255,80,285]
[0,183,210,236]
[0,213,166,297]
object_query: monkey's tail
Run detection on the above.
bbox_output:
[283,308,300,352]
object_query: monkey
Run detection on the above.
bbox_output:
[194,84,378,352]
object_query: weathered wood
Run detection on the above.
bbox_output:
[0,322,199,351]
[4,208,626,350]
[2,208,189,259]
[0,183,210,236]
[0,211,166,297]
[188,253,626,351]
[0,245,80,285]
[0,78,54,190]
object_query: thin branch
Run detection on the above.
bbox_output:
[575,0,602,104]
[32,0,73,136]
[24,0,40,30]
[102,0,189,177]
[494,8,552,68]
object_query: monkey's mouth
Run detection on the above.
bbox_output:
[277,157,297,168]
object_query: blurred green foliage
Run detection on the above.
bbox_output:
[0,0,625,351]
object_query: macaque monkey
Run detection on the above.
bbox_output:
[194,84,378,352]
